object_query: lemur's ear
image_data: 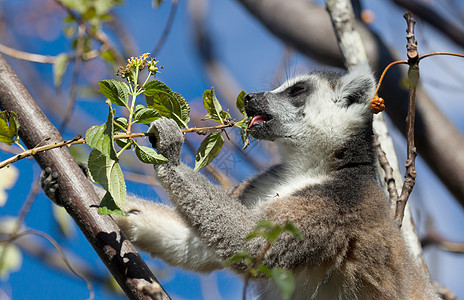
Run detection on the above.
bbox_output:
[336,63,376,107]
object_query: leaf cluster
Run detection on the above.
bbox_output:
[52,0,124,91]
[0,55,252,217]
[84,56,251,215]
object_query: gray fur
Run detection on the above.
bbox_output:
[42,64,439,299]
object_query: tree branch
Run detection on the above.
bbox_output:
[0,54,170,300]
[395,12,418,226]
[0,43,56,63]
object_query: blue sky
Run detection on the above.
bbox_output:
[1,0,464,299]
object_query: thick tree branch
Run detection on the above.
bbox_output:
[326,0,367,69]
[235,0,464,207]
[0,54,170,300]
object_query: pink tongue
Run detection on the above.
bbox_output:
[249,115,267,128]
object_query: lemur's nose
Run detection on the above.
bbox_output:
[243,93,253,105]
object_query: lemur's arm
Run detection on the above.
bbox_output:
[150,118,345,271]
[40,163,224,272]
[112,197,224,272]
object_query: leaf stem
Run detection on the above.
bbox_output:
[14,140,27,152]
[116,140,133,158]
[139,71,153,94]
[113,120,128,133]
[126,69,140,134]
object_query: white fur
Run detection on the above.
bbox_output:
[113,198,223,272]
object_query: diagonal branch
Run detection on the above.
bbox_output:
[0,54,170,300]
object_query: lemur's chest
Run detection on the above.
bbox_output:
[240,172,330,207]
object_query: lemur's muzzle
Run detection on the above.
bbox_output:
[244,93,271,129]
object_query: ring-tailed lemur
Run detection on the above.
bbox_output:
[41,64,438,299]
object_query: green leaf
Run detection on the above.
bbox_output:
[88,150,126,210]
[113,117,127,131]
[257,264,272,277]
[99,79,130,108]
[225,251,254,267]
[255,220,273,230]
[267,268,295,300]
[0,243,22,279]
[134,144,168,165]
[94,0,122,15]
[133,105,161,124]
[144,80,190,128]
[82,6,97,21]
[152,0,165,8]
[283,221,305,240]
[113,118,131,149]
[239,118,251,150]
[266,225,284,243]
[202,87,226,124]
[246,220,282,243]
[85,103,117,159]
[98,191,127,216]
[194,132,224,171]
[115,134,131,149]
[0,111,19,146]
[100,49,116,65]
[236,90,247,115]
[53,53,70,90]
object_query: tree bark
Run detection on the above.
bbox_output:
[0,54,170,300]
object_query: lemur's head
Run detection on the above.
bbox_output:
[244,64,376,161]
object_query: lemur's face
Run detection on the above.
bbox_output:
[244,79,313,141]
[244,67,375,149]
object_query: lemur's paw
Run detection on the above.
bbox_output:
[40,167,61,205]
[40,162,89,206]
[77,161,89,178]
[148,117,184,164]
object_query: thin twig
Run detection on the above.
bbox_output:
[1,230,94,300]
[0,177,40,275]
[394,12,419,227]
[59,23,85,132]
[0,43,56,63]
[152,0,179,57]
[422,230,464,253]
[373,60,408,97]
[54,0,125,66]
[373,135,398,205]
[0,123,236,169]
[419,51,464,60]
[432,282,457,300]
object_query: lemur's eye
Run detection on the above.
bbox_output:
[287,83,306,97]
